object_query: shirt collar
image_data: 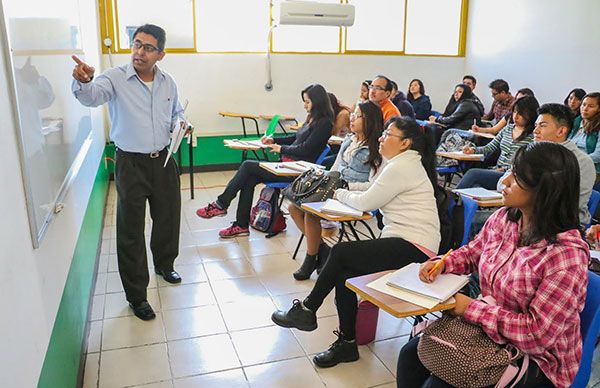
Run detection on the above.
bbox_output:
[125,63,165,81]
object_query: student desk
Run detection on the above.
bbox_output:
[258,162,304,177]
[259,114,298,134]
[219,111,261,137]
[288,123,303,131]
[470,131,496,140]
[224,139,268,162]
[474,198,504,207]
[436,151,484,162]
[345,270,456,318]
[300,201,376,242]
[328,135,344,145]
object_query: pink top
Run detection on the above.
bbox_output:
[442,208,589,388]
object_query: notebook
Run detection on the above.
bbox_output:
[320,199,362,217]
[385,262,468,306]
[280,161,325,172]
[453,187,503,201]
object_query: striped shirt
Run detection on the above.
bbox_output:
[475,124,533,170]
[443,208,589,388]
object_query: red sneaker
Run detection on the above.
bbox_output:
[196,202,227,219]
[219,223,250,239]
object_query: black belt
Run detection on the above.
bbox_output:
[116,147,167,158]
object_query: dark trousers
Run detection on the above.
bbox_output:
[455,168,504,190]
[303,238,429,339]
[217,160,293,228]
[396,336,551,388]
[115,149,181,304]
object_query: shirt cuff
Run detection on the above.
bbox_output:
[71,79,91,93]
[462,299,490,325]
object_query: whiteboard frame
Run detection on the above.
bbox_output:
[0,0,92,248]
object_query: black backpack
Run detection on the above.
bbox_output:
[435,186,465,254]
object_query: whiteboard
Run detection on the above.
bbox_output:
[0,0,93,248]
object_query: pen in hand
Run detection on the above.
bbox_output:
[427,248,453,276]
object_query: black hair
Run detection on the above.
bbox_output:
[516,88,535,98]
[537,103,574,134]
[328,92,343,117]
[301,84,334,124]
[133,24,166,51]
[357,101,384,174]
[462,75,476,85]
[390,80,398,91]
[407,79,426,101]
[512,95,539,141]
[374,75,393,92]
[507,142,580,245]
[564,88,587,107]
[489,79,510,93]
[454,83,473,101]
[582,92,600,134]
[386,117,436,189]
[362,80,372,88]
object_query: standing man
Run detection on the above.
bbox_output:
[368,75,401,124]
[72,24,186,320]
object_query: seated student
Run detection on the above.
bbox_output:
[271,117,440,368]
[564,88,586,119]
[482,79,515,123]
[569,92,600,174]
[456,95,538,190]
[390,80,416,118]
[350,80,370,113]
[461,75,485,116]
[369,75,401,123]
[195,84,333,238]
[397,142,589,388]
[288,100,384,280]
[329,92,351,137]
[407,79,432,120]
[428,84,482,130]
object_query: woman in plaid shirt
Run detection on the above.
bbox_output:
[397,142,589,388]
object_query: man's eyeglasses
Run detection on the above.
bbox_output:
[382,129,404,139]
[131,41,160,53]
[350,112,363,121]
[368,85,386,91]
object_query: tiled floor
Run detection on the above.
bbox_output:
[83,171,407,388]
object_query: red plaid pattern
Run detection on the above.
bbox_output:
[484,94,515,122]
[443,208,589,388]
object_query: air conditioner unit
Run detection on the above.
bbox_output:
[279,1,355,27]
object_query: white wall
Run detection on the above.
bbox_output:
[465,0,600,109]
[0,0,105,386]
[102,53,465,135]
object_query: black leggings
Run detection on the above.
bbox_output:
[396,336,552,388]
[303,237,429,339]
[217,160,293,228]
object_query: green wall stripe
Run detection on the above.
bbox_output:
[37,151,109,388]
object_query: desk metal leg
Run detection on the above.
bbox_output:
[357,220,376,240]
[292,234,304,260]
[250,118,260,137]
[189,137,194,199]
[277,121,288,134]
[240,118,247,138]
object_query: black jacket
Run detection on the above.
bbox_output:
[274,117,332,162]
[409,95,432,120]
[392,93,416,119]
[436,99,482,130]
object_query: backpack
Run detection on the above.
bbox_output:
[250,187,286,235]
[436,132,475,167]
[435,186,465,254]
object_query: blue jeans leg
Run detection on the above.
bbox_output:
[456,168,504,190]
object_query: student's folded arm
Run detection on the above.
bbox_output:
[348,165,381,192]
[335,166,402,212]
[71,74,115,107]
[463,260,587,356]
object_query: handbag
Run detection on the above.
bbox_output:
[283,168,347,205]
[415,298,528,388]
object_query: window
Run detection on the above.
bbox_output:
[271,0,341,53]
[113,0,196,51]
[195,0,269,52]
[405,0,464,55]
[98,0,467,56]
[345,0,406,53]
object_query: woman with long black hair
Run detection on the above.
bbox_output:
[196,84,333,238]
[272,117,440,368]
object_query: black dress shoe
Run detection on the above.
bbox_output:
[129,300,156,321]
[313,330,359,368]
[155,268,182,284]
[271,299,317,331]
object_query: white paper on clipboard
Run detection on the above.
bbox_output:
[164,120,188,167]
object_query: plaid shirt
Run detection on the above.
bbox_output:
[443,208,589,388]
[484,94,515,122]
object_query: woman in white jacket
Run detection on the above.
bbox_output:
[271,117,441,369]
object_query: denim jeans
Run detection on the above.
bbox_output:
[456,168,504,190]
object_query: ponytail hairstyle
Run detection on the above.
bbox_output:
[386,117,436,189]
[357,100,384,174]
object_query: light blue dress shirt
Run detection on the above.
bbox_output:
[72,63,184,153]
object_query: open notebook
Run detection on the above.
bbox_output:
[385,262,468,307]
[453,187,502,201]
[321,199,362,217]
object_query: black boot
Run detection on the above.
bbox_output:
[313,330,359,368]
[293,253,318,280]
[271,299,317,331]
[315,243,331,275]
